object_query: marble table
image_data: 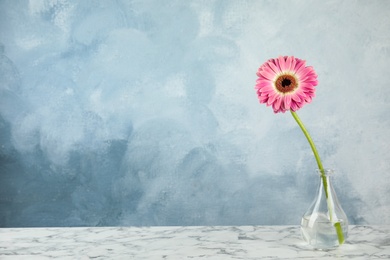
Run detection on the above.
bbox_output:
[0,225,389,259]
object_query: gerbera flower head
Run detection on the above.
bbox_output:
[255,56,318,113]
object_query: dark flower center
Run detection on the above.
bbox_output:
[281,78,291,87]
[275,74,298,93]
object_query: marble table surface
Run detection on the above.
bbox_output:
[0,225,389,259]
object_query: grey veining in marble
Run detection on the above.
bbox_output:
[0,226,389,259]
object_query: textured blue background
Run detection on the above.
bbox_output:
[1,0,389,227]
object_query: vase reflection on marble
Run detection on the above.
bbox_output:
[301,169,349,249]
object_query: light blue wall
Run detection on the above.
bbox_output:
[0,0,389,227]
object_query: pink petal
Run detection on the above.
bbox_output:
[263,66,278,79]
[255,80,272,88]
[304,95,312,103]
[267,92,278,105]
[278,56,288,71]
[268,61,282,74]
[296,67,313,79]
[284,95,292,110]
[273,97,282,111]
[258,69,276,81]
[300,82,315,91]
[293,58,305,69]
[285,56,293,71]
[261,87,276,94]
[290,57,297,72]
[295,61,308,76]
[291,93,301,102]
[296,89,308,100]
[290,102,299,111]
[259,95,268,103]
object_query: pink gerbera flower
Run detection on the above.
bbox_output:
[253,56,346,245]
[255,56,318,113]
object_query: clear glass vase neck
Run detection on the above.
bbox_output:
[316,168,334,177]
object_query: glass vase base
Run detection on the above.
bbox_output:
[301,213,348,249]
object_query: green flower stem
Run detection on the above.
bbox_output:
[290,110,345,245]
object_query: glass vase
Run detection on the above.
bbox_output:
[300,169,348,249]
